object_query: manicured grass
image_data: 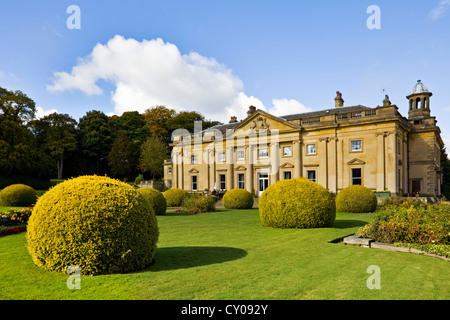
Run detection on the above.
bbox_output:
[0,209,449,300]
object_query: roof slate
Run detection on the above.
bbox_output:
[208,105,372,132]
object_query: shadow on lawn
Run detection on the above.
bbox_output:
[332,219,368,229]
[148,246,247,272]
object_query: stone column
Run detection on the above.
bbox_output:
[172,151,178,188]
[226,146,234,191]
[209,150,216,190]
[179,150,184,190]
[328,137,338,194]
[246,145,254,194]
[270,142,279,184]
[376,132,387,191]
[318,138,328,189]
[386,132,396,194]
[293,140,302,178]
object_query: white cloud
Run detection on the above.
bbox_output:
[443,106,450,112]
[47,35,309,124]
[35,106,58,119]
[269,98,312,117]
[429,0,450,20]
[47,36,243,117]
[224,92,266,122]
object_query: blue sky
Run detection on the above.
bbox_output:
[1,0,449,146]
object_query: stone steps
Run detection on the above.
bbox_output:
[343,234,449,261]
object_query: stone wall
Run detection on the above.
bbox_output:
[137,180,165,191]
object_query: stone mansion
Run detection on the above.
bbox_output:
[164,80,444,197]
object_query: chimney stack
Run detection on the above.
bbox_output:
[382,94,391,107]
[335,91,344,107]
[229,116,238,123]
[247,105,256,117]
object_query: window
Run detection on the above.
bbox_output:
[191,155,198,164]
[219,174,226,191]
[258,148,269,158]
[307,170,316,182]
[237,150,245,161]
[167,167,172,175]
[238,173,245,189]
[167,180,172,189]
[283,146,292,157]
[351,140,362,152]
[283,171,292,180]
[191,176,198,191]
[306,144,316,155]
[219,152,226,162]
[351,168,362,185]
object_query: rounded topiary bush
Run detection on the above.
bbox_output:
[26,175,159,275]
[259,177,336,229]
[0,184,37,207]
[222,188,254,209]
[335,185,377,213]
[163,188,187,207]
[138,187,167,215]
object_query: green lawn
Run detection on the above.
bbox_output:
[0,208,449,300]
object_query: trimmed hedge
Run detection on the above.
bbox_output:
[163,188,187,207]
[138,187,167,215]
[335,185,377,213]
[0,184,37,207]
[222,189,254,209]
[26,175,159,275]
[259,177,336,229]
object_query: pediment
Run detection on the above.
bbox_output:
[189,168,200,173]
[235,165,247,171]
[231,110,300,137]
[280,162,294,169]
[347,158,365,165]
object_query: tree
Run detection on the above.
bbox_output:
[0,87,36,124]
[108,131,140,180]
[78,110,113,175]
[139,136,167,180]
[30,113,78,179]
[166,110,219,134]
[143,106,176,140]
[0,87,54,188]
[110,111,150,144]
[440,147,450,199]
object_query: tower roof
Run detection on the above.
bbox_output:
[410,80,429,95]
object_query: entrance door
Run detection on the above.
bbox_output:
[258,173,269,197]
[412,180,420,195]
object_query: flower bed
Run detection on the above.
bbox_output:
[0,207,32,236]
[357,200,450,258]
[0,225,27,237]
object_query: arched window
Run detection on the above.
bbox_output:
[416,97,421,109]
